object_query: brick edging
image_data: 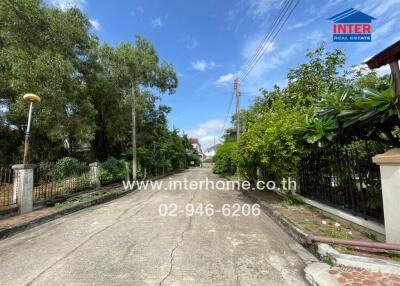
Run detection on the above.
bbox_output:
[0,170,180,240]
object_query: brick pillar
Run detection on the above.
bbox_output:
[89,162,100,187]
[12,164,35,214]
[373,148,400,243]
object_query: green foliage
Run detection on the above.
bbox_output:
[233,43,397,184]
[282,194,304,208]
[324,230,349,240]
[100,158,127,185]
[212,142,239,175]
[0,0,187,171]
[321,255,336,266]
[389,251,400,262]
[241,99,308,181]
[51,157,81,180]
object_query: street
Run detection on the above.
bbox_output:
[0,168,310,285]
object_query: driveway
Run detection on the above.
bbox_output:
[0,168,311,285]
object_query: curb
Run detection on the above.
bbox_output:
[0,171,180,240]
[318,243,400,275]
[305,262,340,286]
[242,189,310,247]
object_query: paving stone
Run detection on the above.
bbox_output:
[328,266,400,286]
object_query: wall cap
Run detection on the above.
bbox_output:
[12,164,36,170]
[372,148,400,166]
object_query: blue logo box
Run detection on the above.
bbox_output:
[333,34,371,42]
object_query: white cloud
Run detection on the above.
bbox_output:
[242,37,276,61]
[130,7,144,17]
[376,64,392,76]
[374,18,397,40]
[179,36,199,49]
[51,0,85,10]
[192,60,216,72]
[189,120,224,150]
[352,63,392,77]
[247,0,278,19]
[151,17,162,28]
[288,18,314,30]
[89,19,101,30]
[215,73,236,86]
[243,43,298,84]
[357,0,400,17]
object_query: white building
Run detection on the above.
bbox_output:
[190,138,204,160]
[204,144,220,160]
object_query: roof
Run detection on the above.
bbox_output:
[328,8,375,23]
[365,40,400,69]
[190,138,199,144]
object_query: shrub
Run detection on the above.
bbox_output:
[212,142,239,175]
[51,157,81,180]
[100,157,127,185]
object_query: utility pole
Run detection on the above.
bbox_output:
[131,82,137,181]
[234,78,240,143]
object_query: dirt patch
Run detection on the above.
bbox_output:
[250,190,400,262]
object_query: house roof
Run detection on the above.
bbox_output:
[190,138,199,144]
[365,40,400,69]
[328,8,375,23]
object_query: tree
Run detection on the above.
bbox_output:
[109,37,177,179]
[0,0,97,162]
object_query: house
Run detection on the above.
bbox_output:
[204,144,220,160]
[189,138,204,160]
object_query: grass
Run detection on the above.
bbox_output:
[324,229,349,240]
[389,251,400,262]
[321,255,336,266]
[55,188,122,210]
[282,194,304,208]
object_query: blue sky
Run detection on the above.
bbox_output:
[50,0,399,149]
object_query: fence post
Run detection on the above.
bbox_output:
[373,148,400,243]
[89,162,100,187]
[12,164,35,214]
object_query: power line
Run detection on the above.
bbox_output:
[240,0,300,82]
[219,0,300,139]
[240,0,293,80]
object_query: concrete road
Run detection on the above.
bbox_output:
[0,168,312,286]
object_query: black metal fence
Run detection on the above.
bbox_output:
[33,162,91,204]
[298,146,383,221]
[0,167,16,208]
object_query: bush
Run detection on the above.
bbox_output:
[51,157,81,180]
[212,142,239,175]
[100,157,127,185]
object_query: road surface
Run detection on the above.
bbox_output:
[0,168,311,285]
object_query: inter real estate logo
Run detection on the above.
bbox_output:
[328,8,375,42]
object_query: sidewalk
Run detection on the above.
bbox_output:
[329,266,400,286]
[243,189,400,286]
[0,207,56,230]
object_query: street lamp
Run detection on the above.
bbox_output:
[22,93,41,165]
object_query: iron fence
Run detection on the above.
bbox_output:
[0,167,16,208]
[298,146,383,222]
[33,162,91,204]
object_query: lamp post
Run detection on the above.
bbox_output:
[22,93,41,165]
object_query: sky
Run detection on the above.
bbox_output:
[49,0,400,150]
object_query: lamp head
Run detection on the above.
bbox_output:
[23,93,41,104]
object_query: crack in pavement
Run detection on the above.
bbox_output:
[158,189,197,286]
[233,256,241,286]
[25,189,160,286]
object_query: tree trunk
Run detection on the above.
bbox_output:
[131,83,137,180]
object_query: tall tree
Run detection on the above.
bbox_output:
[110,37,178,179]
